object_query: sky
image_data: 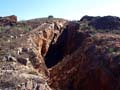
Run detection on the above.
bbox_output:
[0,0,120,20]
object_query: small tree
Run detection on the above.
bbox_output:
[48,15,54,19]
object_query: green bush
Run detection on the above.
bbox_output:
[0,26,5,32]
[48,15,54,19]
[109,48,114,53]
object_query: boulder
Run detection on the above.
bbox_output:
[0,15,17,26]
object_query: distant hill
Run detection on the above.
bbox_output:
[80,15,120,30]
[19,17,68,29]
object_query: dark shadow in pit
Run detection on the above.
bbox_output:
[45,27,68,68]
[45,21,89,68]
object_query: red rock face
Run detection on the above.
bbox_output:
[46,21,120,90]
[5,15,17,22]
[49,33,120,90]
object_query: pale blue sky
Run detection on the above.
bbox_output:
[0,0,120,20]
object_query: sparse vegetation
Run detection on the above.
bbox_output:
[11,25,32,31]
[28,70,39,75]
[0,26,5,32]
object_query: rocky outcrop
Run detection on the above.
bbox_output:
[0,15,17,26]
[1,15,120,90]
[80,15,120,30]
[0,20,66,90]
